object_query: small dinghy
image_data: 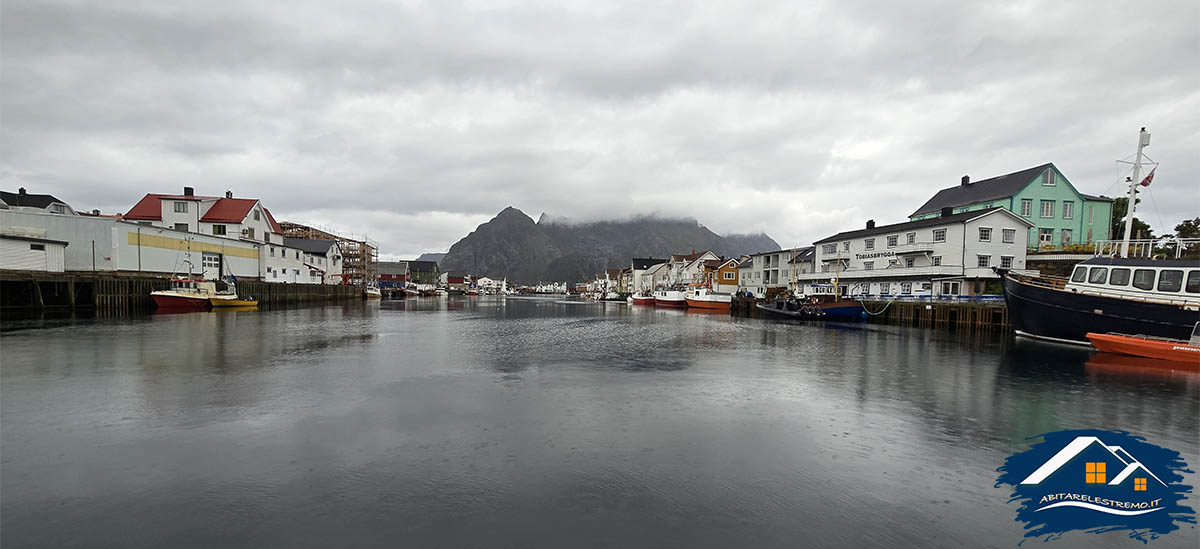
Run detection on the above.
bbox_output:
[1086,322,1200,364]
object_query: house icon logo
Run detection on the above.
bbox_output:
[996,430,1195,542]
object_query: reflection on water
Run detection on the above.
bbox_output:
[2,296,1197,548]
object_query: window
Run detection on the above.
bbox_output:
[1000,256,1013,269]
[1158,270,1184,292]
[1062,229,1073,246]
[270,247,275,257]
[1135,478,1147,492]
[30,243,45,251]
[1132,269,1155,290]
[1040,200,1054,218]
[254,210,261,221]
[905,257,915,267]
[294,269,301,275]
[1002,228,1015,244]
[843,241,850,252]
[822,244,837,254]
[1071,267,1087,282]
[864,261,874,270]
[932,256,942,266]
[1020,199,1032,217]
[880,282,890,294]
[1085,462,1106,483]
[820,264,829,273]
[906,232,915,244]
[933,229,946,243]
[202,253,220,269]
[174,223,189,232]
[887,235,898,248]
[976,255,990,268]
[723,271,735,280]
[174,201,188,213]
[51,204,66,214]
[1088,267,1108,284]
[1063,202,1074,219]
[865,238,875,250]
[1109,268,1130,286]
[1088,204,1094,223]
[246,228,255,239]
[901,282,912,294]
[1188,271,1200,293]
[1043,170,1057,186]
[979,227,992,242]
[1038,228,1053,246]
[212,225,226,236]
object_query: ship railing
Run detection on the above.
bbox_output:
[1093,238,1200,259]
[1071,287,1199,307]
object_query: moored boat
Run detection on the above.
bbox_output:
[1086,323,1200,363]
[364,283,382,299]
[654,289,688,308]
[684,287,732,311]
[151,278,231,312]
[211,296,258,308]
[631,291,655,305]
[816,298,865,321]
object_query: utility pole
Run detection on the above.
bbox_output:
[1120,127,1150,258]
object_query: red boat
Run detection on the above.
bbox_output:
[1086,324,1200,364]
[630,292,655,305]
[151,279,217,312]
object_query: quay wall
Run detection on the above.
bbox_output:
[0,270,360,314]
[732,295,1010,329]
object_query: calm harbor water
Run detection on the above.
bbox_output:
[2,297,1197,548]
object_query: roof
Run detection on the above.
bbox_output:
[124,193,283,232]
[702,259,724,269]
[790,246,816,263]
[671,250,712,262]
[736,258,754,269]
[1,190,70,209]
[0,234,69,246]
[631,257,666,270]
[407,260,439,272]
[283,238,338,255]
[1081,193,1114,202]
[814,207,1031,244]
[377,261,409,275]
[910,164,1052,216]
[744,249,784,258]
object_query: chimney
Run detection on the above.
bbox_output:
[941,206,954,217]
[18,187,27,195]
[183,186,194,196]
[961,175,970,186]
[866,219,875,229]
[225,190,233,198]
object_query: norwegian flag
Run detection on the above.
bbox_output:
[1138,167,1156,187]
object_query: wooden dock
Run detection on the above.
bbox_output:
[1,270,362,315]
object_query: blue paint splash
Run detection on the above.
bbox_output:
[996,429,1195,543]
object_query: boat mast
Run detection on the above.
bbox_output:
[833,247,841,300]
[1120,127,1150,258]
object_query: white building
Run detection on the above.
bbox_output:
[736,249,806,297]
[638,262,671,291]
[630,258,667,293]
[669,250,720,285]
[1,188,79,216]
[0,234,67,272]
[798,207,1033,297]
[283,238,344,284]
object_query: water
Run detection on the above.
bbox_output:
[2,297,1197,547]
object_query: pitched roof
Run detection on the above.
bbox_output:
[910,163,1052,216]
[407,260,438,272]
[283,237,338,255]
[631,257,666,270]
[814,207,1030,244]
[123,193,210,220]
[377,261,409,275]
[123,193,283,232]
[2,190,70,209]
[671,250,712,262]
[790,246,815,263]
[1081,193,1114,202]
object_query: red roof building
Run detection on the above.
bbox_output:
[124,187,284,244]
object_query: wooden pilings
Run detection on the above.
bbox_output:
[859,300,1009,329]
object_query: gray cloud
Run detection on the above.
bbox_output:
[3,0,1197,259]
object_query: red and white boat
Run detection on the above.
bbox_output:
[630,291,655,305]
[684,287,731,311]
[151,278,240,312]
[1087,323,1200,364]
[653,289,688,308]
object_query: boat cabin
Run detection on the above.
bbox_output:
[1067,258,1200,306]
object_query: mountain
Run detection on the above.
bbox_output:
[414,252,446,265]
[440,207,780,284]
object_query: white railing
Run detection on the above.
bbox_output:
[1093,238,1200,259]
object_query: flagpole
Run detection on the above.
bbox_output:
[1120,127,1150,258]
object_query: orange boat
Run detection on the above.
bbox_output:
[1086,324,1200,364]
[684,287,731,311]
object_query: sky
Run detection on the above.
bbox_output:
[2,1,1197,259]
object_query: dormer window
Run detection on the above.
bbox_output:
[174,201,188,213]
[51,204,66,214]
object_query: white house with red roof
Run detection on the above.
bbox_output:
[123,187,285,245]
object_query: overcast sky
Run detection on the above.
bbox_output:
[3,1,1197,259]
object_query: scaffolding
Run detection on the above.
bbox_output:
[279,221,379,286]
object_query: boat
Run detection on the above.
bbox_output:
[998,128,1200,345]
[364,282,382,299]
[684,287,732,311]
[210,296,258,308]
[756,298,825,319]
[653,289,688,308]
[1086,323,1200,363]
[151,278,234,312]
[815,297,866,321]
[630,291,655,305]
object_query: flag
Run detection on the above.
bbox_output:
[1138,167,1156,187]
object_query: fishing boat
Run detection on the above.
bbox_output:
[812,247,865,321]
[653,288,688,308]
[1086,323,1200,363]
[152,278,238,312]
[756,296,825,319]
[684,287,732,311]
[630,291,655,305]
[364,282,382,299]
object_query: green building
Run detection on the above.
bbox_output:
[909,163,1113,250]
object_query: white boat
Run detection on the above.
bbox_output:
[684,287,732,311]
[653,289,688,308]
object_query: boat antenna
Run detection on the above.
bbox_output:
[1120,127,1150,258]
